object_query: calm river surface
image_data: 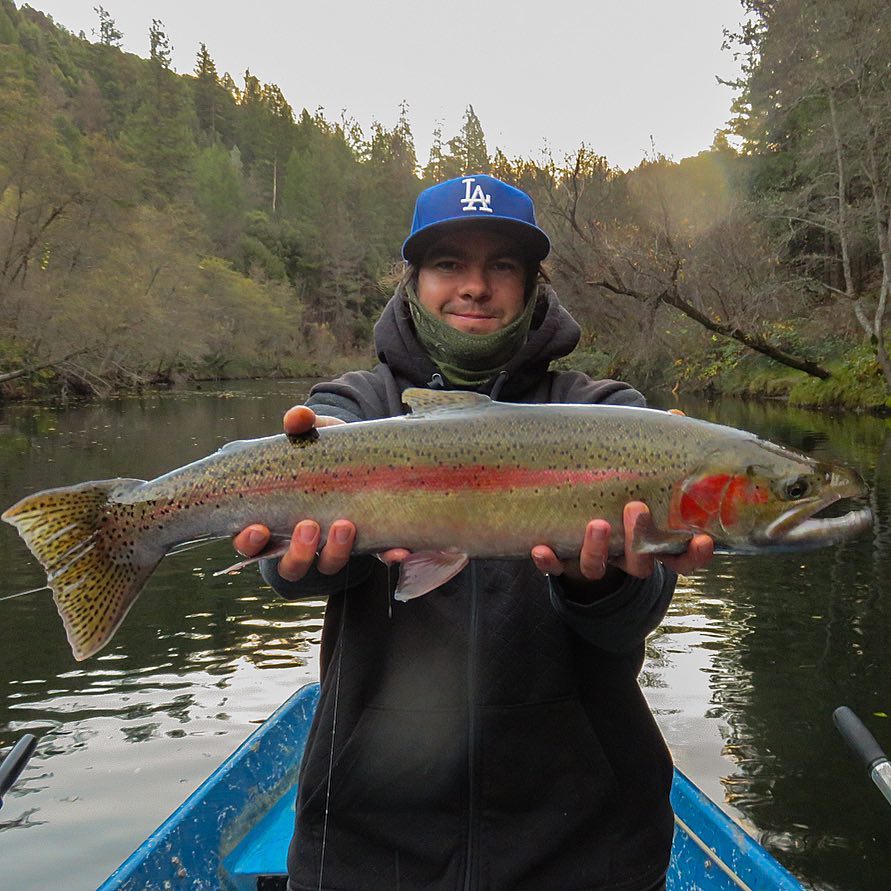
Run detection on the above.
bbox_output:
[0,380,889,889]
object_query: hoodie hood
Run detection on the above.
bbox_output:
[373,283,582,398]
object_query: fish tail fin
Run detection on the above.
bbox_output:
[2,479,160,661]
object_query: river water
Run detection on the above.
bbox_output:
[0,381,888,889]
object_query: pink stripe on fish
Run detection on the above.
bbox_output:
[238,465,644,497]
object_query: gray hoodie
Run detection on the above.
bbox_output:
[265,286,677,891]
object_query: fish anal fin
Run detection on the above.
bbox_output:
[393,551,470,601]
[402,388,492,416]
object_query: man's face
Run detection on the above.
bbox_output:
[416,227,527,335]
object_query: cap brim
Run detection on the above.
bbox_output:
[402,217,551,265]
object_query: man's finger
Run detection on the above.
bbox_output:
[623,502,656,578]
[661,533,715,575]
[233,524,270,557]
[578,520,610,580]
[283,406,346,437]
[316,520,356,575]
[531,545,565,576]
[278,520,321,582]
[283,406,317,436]
[378,548,412,565]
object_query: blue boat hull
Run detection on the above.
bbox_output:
[99,683,801,890]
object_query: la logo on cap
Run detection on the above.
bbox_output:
[460,177,493,213]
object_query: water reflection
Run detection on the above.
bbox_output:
[645,395,891,889]
[0,385,889,889]
[0,383,328,888]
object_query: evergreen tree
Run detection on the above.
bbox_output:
[237,69,266,166]
[262,82,295,213]
[236,72,295,211]
[93,5,121,48]
[424,122,447,182]
[122,20,196,200]
[194,143,245,250]
[194,43,221,139]
[367,102,420,255]
[149,19,172,68]
[728,0,891,391]
[446,104,490,174]
[0,1,18,45]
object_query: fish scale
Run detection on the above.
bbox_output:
[3,388,871,661]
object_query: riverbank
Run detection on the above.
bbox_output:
[3,346,890,414]
[0,354,371,405]
[558,343,891,414]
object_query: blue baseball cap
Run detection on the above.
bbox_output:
[402,174,551,264]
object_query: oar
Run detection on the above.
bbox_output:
[0,734,37,810]
[833,706,891,807]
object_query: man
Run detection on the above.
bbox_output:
[235,174,713,890]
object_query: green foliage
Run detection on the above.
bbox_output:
[446,105,489,174]
[191,42,236,144]
[235,233,288,282]
[121,51,197,200]
[0,3,18,45]
[789,347,889,411]
[148,19,171,68]
[677,337,747,385]
[2,1,890,412]
[194,144,245,249]
[93,5,122,47]
[725,0,891,397]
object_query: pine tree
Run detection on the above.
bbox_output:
[149,19,172,69]
[446,105,490,175]
[0,1,18,45]
[194,143,245,249]
[93,5,122,47]
[194,43,220,138]
[122,20,196,200]
[367,102,420,253]
[424,122,447,182]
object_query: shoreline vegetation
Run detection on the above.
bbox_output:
[2,2,891,414]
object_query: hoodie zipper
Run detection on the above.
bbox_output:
[463,561,481,891]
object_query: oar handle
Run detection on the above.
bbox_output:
[833,706,887,773]
[0,734,37,806]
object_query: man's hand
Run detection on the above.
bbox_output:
[231,406,408,581]
[530,501,714,581]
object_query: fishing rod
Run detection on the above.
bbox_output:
[833,706,891,807]
[0,734,37,811]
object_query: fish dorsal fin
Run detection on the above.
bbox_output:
[402,388,492,416]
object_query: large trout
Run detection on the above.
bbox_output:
[3,389,871,660]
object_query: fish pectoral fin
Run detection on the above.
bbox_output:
[633,513,693,554]
[213,536,291,576]
[393,551,470,601]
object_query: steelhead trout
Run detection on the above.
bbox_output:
[3,389,871,661]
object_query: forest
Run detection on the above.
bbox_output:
[1,0,890,408]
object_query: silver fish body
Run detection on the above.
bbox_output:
[3,389,871,660]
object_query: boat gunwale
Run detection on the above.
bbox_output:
[97,681,802,890]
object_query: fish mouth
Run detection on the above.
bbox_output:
[759,466,871,548]
[762,489,871,549]
[771,504,873,547]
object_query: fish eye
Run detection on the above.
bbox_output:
[782,476,812,500]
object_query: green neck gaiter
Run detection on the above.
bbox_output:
[405,282,541,387]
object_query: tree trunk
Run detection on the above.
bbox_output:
[0,350,90,385]
[590,278,833,379]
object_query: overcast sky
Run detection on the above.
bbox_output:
[28,0,747,171]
